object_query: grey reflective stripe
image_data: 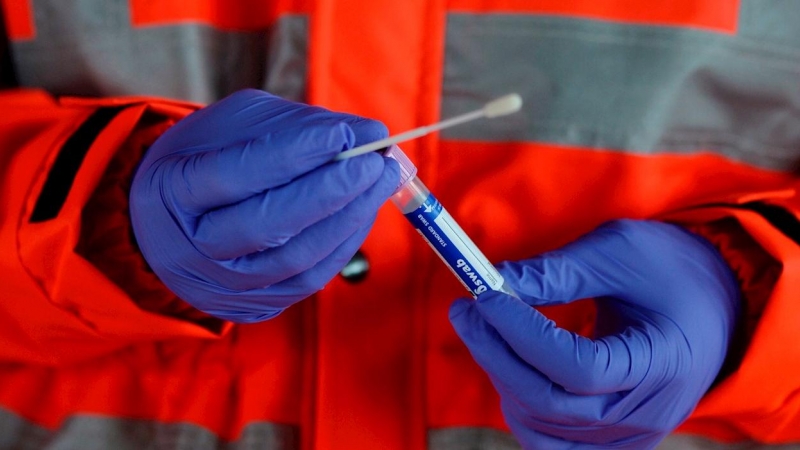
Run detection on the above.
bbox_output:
[0,407,298,450]
[10,0,307,103]
[429,428,522,450]
[442,6,800,171]
[738,0,800,47]
[3,409,798,450]
[262,16,307,103]
[658,434,800,449]
[427,428,800,450]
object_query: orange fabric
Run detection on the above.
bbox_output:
[0,89,307,439]
[0,90,227,365]
[666,204,800,443]
[308,0,446,447]
[0,0,33,40]
[447,0,739,33]
[2,1,800,448]
[0,316,308,439]
[77,118,223,329]
[129,0,308,31]
[2,90,800,446]
[684,218,781,378]
[424,141,795,434]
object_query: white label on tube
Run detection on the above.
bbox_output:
[404,193,504,295]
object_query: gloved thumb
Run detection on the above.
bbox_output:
[496,250,622,308]
[473,290,652,395]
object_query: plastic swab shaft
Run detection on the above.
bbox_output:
[333,93,522,161]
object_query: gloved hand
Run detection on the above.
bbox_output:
[449,219,740,449]
[130,89,399,323]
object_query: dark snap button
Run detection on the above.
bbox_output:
[340,250,369,283]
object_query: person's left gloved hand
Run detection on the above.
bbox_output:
[130,90,399,323]
[449,219,740,449]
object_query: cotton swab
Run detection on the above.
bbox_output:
[333,93,523,161]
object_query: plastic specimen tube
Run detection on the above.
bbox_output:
[384,145,517,298]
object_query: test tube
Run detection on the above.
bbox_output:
[384,145,517,298]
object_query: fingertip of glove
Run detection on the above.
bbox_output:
[335,121,358,149]
[382,156,401,185]
[229,88,271,100]
[474,291,525,322]
[210,308,284,324]
[345,117,389,145]
[339,152,385,180]
[448,298,472,321]
[475,290,507,306]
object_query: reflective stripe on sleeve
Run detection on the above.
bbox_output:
[0,407,298,450]
[9,0,307,103]
[427,427,800,450]
[441,7,800,171]
[429,427,522,450]
[658,434,800,449]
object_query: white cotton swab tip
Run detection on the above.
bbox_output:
[333,93,523,161]
[482,93,523,118]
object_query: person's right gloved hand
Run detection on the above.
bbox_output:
[130,89,399,323]
[449,219,740,449]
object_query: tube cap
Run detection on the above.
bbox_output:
[383,145,418,193]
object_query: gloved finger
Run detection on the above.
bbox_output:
[448,299,619,425]
[166,122,356,215]
[473,291,652,395]
[192,152,388,260]
[199,159,399,290]
[499,401,583,450]
[197,221,376,323]
[509,430,573,450]
[494,252,618,308]
[338,116,389,146]
[495,221,660,308]
[502,399,661,450]
[502,221,700,307]
[265,219,375,301]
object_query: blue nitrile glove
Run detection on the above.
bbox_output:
[130,89,399,323]
[449,219,739,450]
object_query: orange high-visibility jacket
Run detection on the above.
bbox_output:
[2,1,800,449]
